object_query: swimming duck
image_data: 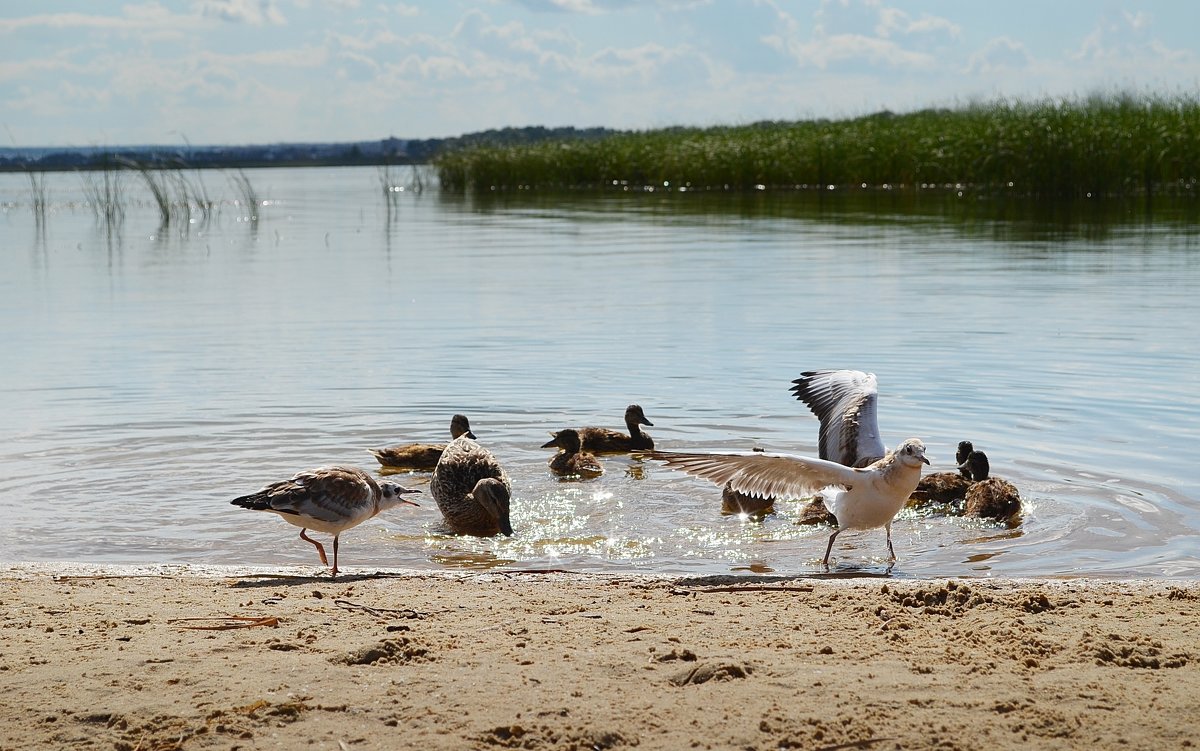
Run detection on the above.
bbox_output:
[965,476,1022,521]
[959,450,1021,521]
[576,404,654,452]
[430,436,514,537]
[369,414,476,471]
[230,465,420,576]
[542,428,604,478]
[909,447,989,505]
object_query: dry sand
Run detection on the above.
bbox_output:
[2,565,1198,750]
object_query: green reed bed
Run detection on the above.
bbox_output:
[436,95,1200,198]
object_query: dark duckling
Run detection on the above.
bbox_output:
[962,452,1021,521]
[370,414,475,471]
[956,440,975,477]
[911,445,988,505]
[430,436,513,537]
[577,404,654,453]
[542,428,603,478]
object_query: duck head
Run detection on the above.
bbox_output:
[541,428,583,452]
[955,440,974,466]
[450,414,476,440]
[626,404,653,427]
[964,450,990,481]
[471,477,513,536]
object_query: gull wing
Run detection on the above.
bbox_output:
[651,451,861,500]
[790,369,886,467]
[266,466,375,524]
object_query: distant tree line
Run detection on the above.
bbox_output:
[0,125,621,172]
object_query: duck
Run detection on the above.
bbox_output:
[230,465,420,576]
[654,437,930,567]
[430,435,514,537]
[956,440,975,477]
[369,414,476,471]
[576,404,654,452]
[542,428,603,478]
[960,450,1022,521]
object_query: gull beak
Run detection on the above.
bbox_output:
[397,487,421,506]
[920,455,931,466]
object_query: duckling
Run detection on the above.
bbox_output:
[956,440,975,477]
[577,404,654,453]
[542,428,603,478]
[962,451,1021,521]
[369,414,475,471]
[910,443,985,505]
[430,435,513,537]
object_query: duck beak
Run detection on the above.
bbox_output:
[499,518,514,537]
[465,430,477,439]
[540,436,559,449]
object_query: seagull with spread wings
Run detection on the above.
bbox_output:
[653,370,930,567]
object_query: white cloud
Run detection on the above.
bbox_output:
[1123,11,1150,32]
[966,36,1030,74]
[766,32,934,69]
[193,0,287,26]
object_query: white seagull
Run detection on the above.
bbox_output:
[231,465,421,576]
[655,370,930,567]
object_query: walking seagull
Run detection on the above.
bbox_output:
[654,370,930,567]
[231,465,421,576]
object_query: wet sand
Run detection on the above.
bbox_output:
[2,565,1197,750]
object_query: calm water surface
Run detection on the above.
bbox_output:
[2,167,1198,578]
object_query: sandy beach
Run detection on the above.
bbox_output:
[2,565,1197,750]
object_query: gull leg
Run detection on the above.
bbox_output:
[331,535,340,577]
[300,529,329,566]
[885,523,897,562]
[823,527,844,570]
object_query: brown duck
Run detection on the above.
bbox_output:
[542,428,603,478]
[369,414,475,471]
[430,436,514,537]
[576,404,654,452]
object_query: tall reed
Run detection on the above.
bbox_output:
[227,170,260,222]
[79,157,125,226]
[435,94,1200,199]
[26,170,48,228]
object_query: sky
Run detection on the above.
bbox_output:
[2,0,1198,147]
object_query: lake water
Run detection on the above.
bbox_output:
[2,166,1198,579]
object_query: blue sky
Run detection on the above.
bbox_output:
[2,0,1198,147]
